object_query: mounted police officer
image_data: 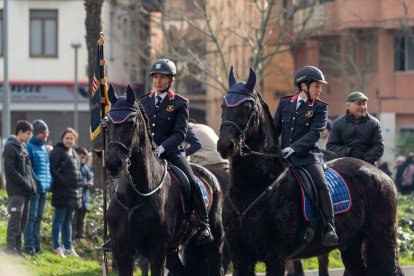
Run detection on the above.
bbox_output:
[139,58,214,245]
[273,65,338,247]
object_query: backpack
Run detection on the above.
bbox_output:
[401,163,414,187]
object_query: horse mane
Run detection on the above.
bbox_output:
[135,100,156,150]
[255,91,280,152]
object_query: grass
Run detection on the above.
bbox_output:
[0,189,412,274]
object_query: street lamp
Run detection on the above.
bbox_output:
[71,39,81,132]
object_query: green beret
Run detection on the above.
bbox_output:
[346,91,368,102]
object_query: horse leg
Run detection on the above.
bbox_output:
[231,254,256,276]
[223,238,232,274]
[148,246,167,276]
[340,235,366,276]
[183,236,215,276]
[138,254,149,276]
[317,254,329,276]
[264,257,286,276]
[112,241,135,276]
[286,260,304,276]
[166,249,186,276]
[365,239,404,276]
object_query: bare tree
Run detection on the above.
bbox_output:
[319,28,379,93]
[128,0,322,94]
[85,0,105,91]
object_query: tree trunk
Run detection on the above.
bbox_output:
[84,0,104,188]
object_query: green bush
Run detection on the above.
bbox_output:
[0,189,412,274]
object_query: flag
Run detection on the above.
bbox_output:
[90,42,111,141]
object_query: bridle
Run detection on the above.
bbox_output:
[220,94,279,158]
[107,107,167,197]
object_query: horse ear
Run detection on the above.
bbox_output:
[229,65,237,88]
[126,85,136,104]
[246,67,256,92]
[108,83,118,105]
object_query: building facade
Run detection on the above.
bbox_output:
[0,0,148,147]
[292,0,414,163]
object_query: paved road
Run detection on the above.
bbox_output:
[226,266,414,275]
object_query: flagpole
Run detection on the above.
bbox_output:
[97,31,109,275]
[97,33,108,241]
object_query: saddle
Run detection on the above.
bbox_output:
[290,166,352,221]
[167,163,211,213]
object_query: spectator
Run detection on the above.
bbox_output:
[24,119,52,256]
[73,147,93,239]
[3,120,36,255]
[395,152,414,195]
[327,91,384,165]
[378,162,392,177]
[184,120,230,196]
[184,124,202,157]
[49,128,83,258]
[392,155,406,181]
[319,119,332,150]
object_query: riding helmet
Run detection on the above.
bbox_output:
[150,58,177,76]
[294,66,328,87]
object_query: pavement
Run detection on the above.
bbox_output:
[226,266,414,275]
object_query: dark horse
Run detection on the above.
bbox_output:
[216,67,403,276]
[105,86,224,276]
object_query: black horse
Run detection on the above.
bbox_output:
[217,67,403,276]
[105,85,224,276]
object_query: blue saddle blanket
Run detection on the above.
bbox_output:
[300,167,352,222]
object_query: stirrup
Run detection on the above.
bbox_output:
[197,226,214,245]
[322,224,338,247]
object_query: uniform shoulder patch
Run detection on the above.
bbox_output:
[175,94,189,102]
[315,99,328,105]
[140,93,151,99]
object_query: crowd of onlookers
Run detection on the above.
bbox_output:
[2,119,93,258]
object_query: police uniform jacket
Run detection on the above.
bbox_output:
[273,93,328,166]
[140,89,189,155]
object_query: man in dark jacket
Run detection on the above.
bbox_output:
[24,119,52,255]
[3,120,36,255]
[327,91,384,165]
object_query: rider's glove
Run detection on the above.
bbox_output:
[155,145,165,157]
[281,147,295,159]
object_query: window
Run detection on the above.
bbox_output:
[319,36,341,78]
[30,10,57,57]
[395,35,414,71]
[0,10,3,57]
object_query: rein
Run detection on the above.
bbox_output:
[228,168,288,228]
[108,109,167,197]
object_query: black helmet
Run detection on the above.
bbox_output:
[150,58,176,76]
[294,66,327,87]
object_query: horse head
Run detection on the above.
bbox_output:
[217,66,259,158]
[106,84,140,177]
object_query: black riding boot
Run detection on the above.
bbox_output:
[192,185,214,245]
[319,187,338,247]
